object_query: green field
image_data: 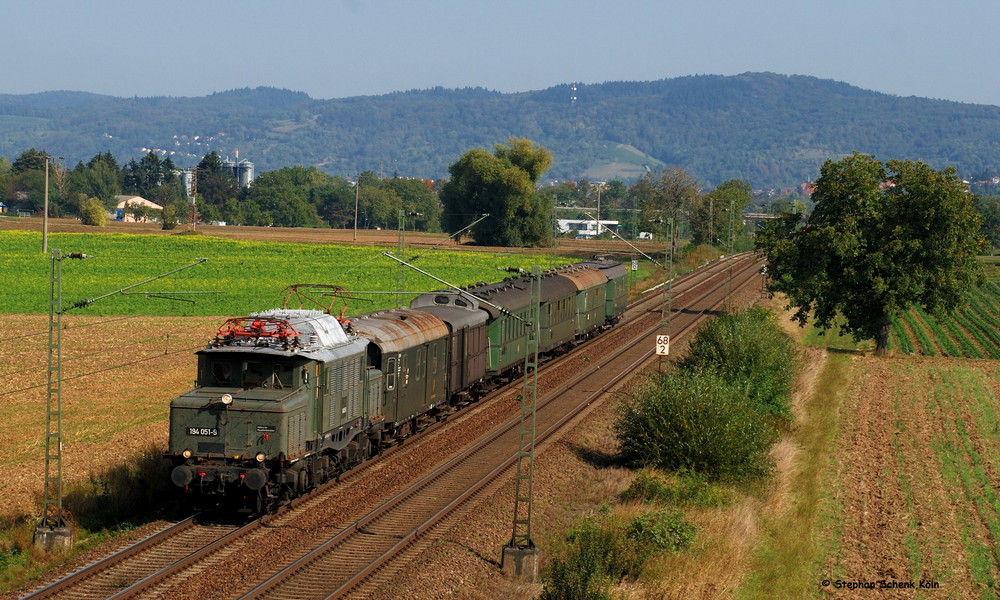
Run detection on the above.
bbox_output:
[889,258,1000,358]
[0,230,575,316]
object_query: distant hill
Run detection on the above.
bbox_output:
[3,72,1000,191]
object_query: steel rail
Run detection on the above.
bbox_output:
[236,256,763,600]
[16,254,757,600]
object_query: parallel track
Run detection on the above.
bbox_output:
[21,518,241,600]
[236,255,763,600]
[18,254,762,600]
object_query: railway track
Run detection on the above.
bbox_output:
[17,254,762,600]
[20,518,241,600]
[234,255,763,600]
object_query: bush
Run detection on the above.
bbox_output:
[160,202,180,230]
[63,445,174,530]
[0,514,32,573]
[541,520,620,600]
[78,196,108,227]
[625,509,697,554]
[616,370,777,481]
[540,511,696,600]
[620,468,736,508]
[679,307,797,418]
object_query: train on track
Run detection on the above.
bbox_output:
[166,258,628,513]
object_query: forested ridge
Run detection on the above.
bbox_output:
[3,72,1000,190]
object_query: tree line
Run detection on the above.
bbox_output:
[0,141,757,246]
[0,149,441,232]
[2,140,997,254]
[443,139,759,247]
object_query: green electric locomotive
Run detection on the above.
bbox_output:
[166,309,377,513]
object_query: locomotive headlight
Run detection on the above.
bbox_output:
[255,452,266,462]
[182,448,192,459]
[221,393,234,405]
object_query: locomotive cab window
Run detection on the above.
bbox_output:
[198,356,241,387]
[243,361,266,388]
[211,361,235,385]
[243,360,296,389]
[273,362,294,388]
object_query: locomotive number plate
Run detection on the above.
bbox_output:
[187,427,219,436]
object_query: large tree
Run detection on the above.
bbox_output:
[382,176,441,232]
[11,148,47,174]
[122,151,185,204]
[440,138,553,247]
[310,177,357,229]
[240,166,323,227]
[7,149,66,215]
[756,153,985,355]
[974,194,1000,252]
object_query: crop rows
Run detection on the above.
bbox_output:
[889,265,1000,358]
[1,230,572,316]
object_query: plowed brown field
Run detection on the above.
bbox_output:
[816,356,1000,598]
[1,314,218,516]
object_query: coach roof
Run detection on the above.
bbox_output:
[346,308,449,353]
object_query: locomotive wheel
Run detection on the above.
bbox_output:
[277,480,293,507]
[332,454,346,480]
[346,440,361,467]
[357,437,370,464]
[369,434,384,458]
[254,487,278,515]
[317,456,331,484]
[417,414,435,431]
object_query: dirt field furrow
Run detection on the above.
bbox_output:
[823,357,1000,598]
[1,314,217,516]
[895,362,979,596]
[828,359,914,591]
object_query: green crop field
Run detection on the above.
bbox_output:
[0,230,575,317]
[889,258,1000,358]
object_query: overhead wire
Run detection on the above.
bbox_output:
[0,316,223,379]
[0,315,143,343]
[0,343,205,399]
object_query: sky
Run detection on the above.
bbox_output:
[4,0,1000,106]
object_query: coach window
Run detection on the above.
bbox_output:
[415,348,423,382]
[385,356,396,390]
